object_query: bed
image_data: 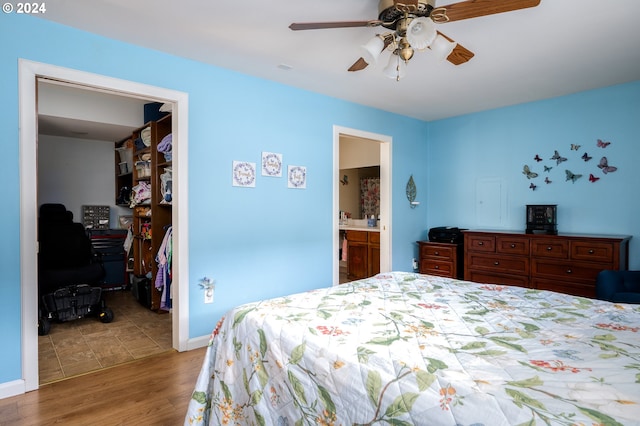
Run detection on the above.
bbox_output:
[185,272,640,425]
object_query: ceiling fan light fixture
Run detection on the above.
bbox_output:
[290,0,543,78]
[360,35,386,65]
[430,33,457,61]
[406,17,437,50]
[383,53,406,81]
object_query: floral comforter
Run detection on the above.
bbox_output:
[185,272,640,425]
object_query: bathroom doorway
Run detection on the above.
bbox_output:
[332,126,392,285]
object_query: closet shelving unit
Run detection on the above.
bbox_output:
[119,113,172,311]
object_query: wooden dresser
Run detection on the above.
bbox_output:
[417,241,464,279]
[463,230,631,298]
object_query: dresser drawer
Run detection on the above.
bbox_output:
[467,253,529,275]
[531,239,569,259]
[466,235,495,252]
[532,278,595,298]
[496,237,530,255]
[467,270,530,287]
[420,259,454,277]
[420,244,455,260]
[531,259,611,282]
[570,241,613,262]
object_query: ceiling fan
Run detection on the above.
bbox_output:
[289,0,540,80]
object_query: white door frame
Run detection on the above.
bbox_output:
[332,125,392,285]
[18,59,190,394]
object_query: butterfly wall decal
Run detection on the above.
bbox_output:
[581,152,592,162]
[529,183,537,191]
[550,150,567,165]
[589,173,600,183]
[544,165,553,172]
[598,156,617,174]
[534,154,542,162]
[340,175,348,185]
[570,144,581,151]
[597,139,611,148]
[522,165,538,179]
[545,177,551,184]
[565,170,582,183]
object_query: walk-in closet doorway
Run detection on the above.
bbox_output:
[18,60,190,393]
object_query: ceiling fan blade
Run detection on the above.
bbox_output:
[438,0,540,22]
[289,21,380,31]
[447,43,475,65]
[436,32,475,65]
[348,58,369,72]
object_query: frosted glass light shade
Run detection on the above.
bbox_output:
[361,36,385,65]
[383,54,406,80]
[406,17,437,50]
[430,34,457,61]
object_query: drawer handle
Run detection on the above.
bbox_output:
[588,249,594,254]
[566,269,572,274]
[434,251,439,256]
[434,265,440,269]
[478,242,484,246]
[510,244,516,248]
[546,246,553,251]
[494,261,500,266]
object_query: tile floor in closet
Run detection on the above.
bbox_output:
[38,289,172,384]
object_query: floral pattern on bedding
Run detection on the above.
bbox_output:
[185,272,640,426]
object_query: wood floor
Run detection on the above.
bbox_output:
[0,347,207,425]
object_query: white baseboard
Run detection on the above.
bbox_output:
[186,335,210,351]
[0,379,26,400]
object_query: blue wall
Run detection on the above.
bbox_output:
[0,15,429,386]
[427,81,640,267]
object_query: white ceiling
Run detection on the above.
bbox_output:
[37,80,150,141]
[38,114,144,141]
[36,0,640,123]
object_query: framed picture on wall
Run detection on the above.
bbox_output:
[232,161,256,187]
[288,165,307,189]
[261,152,283,177]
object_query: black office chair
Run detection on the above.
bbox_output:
[38,203,114,335]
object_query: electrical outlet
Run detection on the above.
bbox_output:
[412,258,419,270]
[204,288,214,304]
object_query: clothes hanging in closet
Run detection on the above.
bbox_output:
[155,226,172,311]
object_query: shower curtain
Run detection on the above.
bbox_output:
[360,178,380,219]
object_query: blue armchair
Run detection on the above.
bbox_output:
[596,270,640,304]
